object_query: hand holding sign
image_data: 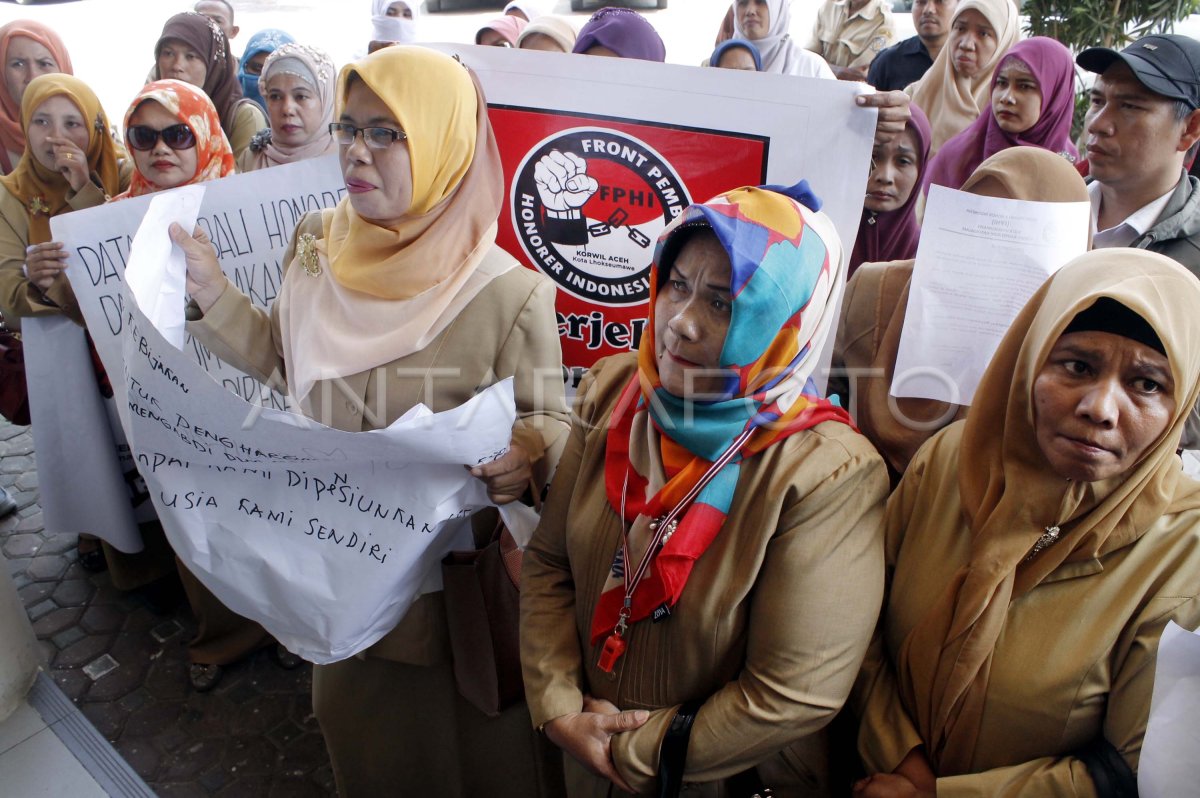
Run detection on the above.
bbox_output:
[469,439,531,505]
[24,241,69,292]
[535,150,598,213]
[169,222,229,313]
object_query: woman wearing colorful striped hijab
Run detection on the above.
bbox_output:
[521,182,889,796]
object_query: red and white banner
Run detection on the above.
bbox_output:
[435,45,876,387]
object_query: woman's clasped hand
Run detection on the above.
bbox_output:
[543,697,650,794]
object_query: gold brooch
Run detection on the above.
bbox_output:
[296,233,321,277]
[28,196,49,216]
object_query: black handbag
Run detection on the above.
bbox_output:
[658,700,773,798]
[0,311,30,426]
[441,521,525,718]
[1075,738,1137,798]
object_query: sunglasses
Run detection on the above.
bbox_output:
[127,123,197,152]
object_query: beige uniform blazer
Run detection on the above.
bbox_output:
[0,180,109,328]
[189,213,570,665]
[228,102,267,163]
[521,354,889,796]
[855,424,1200,796]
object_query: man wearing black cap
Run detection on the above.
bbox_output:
[1078,34,1200,274]
[1079,34,1200,453]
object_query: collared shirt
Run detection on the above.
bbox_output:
[1089,179,1177,249]
[867,34,934,92]
[808,0,896,70]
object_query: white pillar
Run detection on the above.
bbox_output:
[0,552,40,722]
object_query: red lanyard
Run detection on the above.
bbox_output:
[596,427,754,675]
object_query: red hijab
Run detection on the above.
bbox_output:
[0,21,73,172]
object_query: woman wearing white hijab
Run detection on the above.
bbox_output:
[237,43,338,172]
[368,0,417,53]
[504,1,543,21]
[726,1,919,154]
[733,0,834,79]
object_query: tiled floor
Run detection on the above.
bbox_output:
[0,419,336,797]
[0,672,153,798]
[0,701,109,798]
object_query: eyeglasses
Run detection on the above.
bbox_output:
[329,122,407,150]
[127,123,197,152]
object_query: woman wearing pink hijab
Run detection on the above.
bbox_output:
[476,16,528,47]
[924,37,1078,193]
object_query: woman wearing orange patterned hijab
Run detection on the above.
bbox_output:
[114,79,234,200]
[113,79,251,694]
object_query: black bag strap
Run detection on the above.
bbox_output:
[658,699,704,798]
[1075,737,1137,798]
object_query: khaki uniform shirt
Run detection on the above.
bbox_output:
[0,179,112,328]
[854,424,1200,795]
[521,354,889,796]
[808,0,897,70]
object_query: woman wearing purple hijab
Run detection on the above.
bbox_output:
[923,37,1078,193]
[572,7,666,62]
[851,104,932,277]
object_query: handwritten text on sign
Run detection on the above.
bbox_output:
[116,276,515,662]
[55,155,347,410]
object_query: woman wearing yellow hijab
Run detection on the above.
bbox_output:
[175,46,569,797]
[0,73,122,325]
[854,250,1200,796]
[0,74,127,544]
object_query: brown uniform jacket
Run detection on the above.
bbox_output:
[832,259,965,479]
[188,212,570,665]
[854,424,1200,796]
[521,353,889,796]
[0,179,110,328]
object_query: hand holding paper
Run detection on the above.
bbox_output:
[469,441,532,505]
[892,186,1090,405]
[123,185,205,350]
[168,220,230,314]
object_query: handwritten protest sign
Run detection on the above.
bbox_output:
[434,45,876,388]
[92,189,518,661]
[37,156,345,551]
[54,155,345,410]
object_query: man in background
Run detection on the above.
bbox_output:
[808,0,896,81]
[868,0,957,91]
[1078,34,1200,448]
[195,0,240,51]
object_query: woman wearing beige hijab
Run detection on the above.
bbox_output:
[853,248,1200,796]
[833,147,1087,479]
[906,0,1020,156]
[173,46,568,797]
[237,43,337,172]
